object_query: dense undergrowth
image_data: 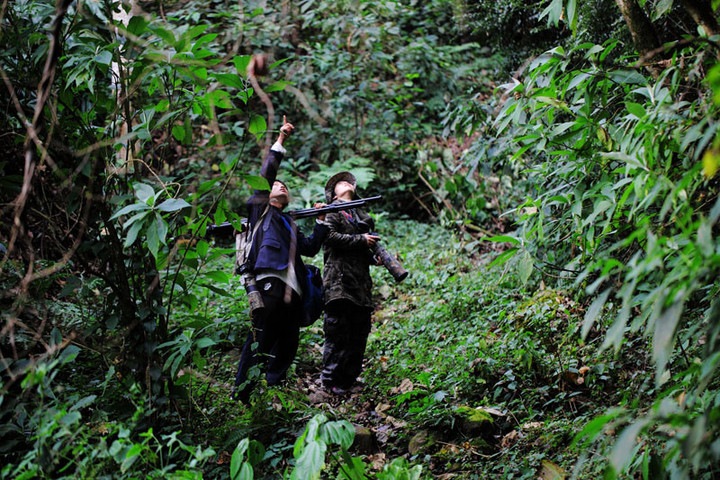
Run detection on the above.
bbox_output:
[3,0,720,478]
[3,217,705,479]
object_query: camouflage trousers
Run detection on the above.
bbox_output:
[320,299,372,389]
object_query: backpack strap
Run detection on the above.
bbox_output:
[235,204,270,273]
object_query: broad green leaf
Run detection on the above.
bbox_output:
[157,198,191,213]
[320,420,355,450]
[601,152,648,171]
[233,55,252,77]
[152,26,176,47]
[567,0,577,32]
[214,208,227,226]
[181,294,199,311]
[626,102,646,119]
[582,288,611,339]
[602,300,630,352]
[245,175,270,191]
[200,283,234,297]
[231,440,249,480]
[172,124,185,142]
[517,250,533,285]
[155,213,168,245]
[214,73,245,89]
[186,24,209,40]
[238,462,253,480]
[249,115,267,139]
[207,89,233,109]
[94,50,113,66]
[134,183,156,204]
[110,202,150,220]
[124,219,145,248]
[567,72,591,91]
[69,395,97,411]
[147,219,160,258]
[121,444,143,473]
[483,235,521,245]
[123,210,150,231]
[195,337,216,349]
[609,70,648,85]
[205,270,230,284]
[196,239,209,258]
[126,16,148,36]
[292,440,326,480]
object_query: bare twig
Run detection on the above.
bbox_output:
[7,0,74,261]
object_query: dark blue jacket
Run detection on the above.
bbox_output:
[246,148,328,289]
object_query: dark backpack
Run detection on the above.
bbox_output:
[301,264,324,327]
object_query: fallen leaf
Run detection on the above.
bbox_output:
[479,406,505,416]
[375,403,391,417]
[399,378,414,394]
[523,422,543,429]
[538,459,566,479]
[501,430,519,448]
[367,453,386,471]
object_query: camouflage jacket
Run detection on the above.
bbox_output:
[322,203,376,308]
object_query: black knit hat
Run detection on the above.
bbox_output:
[324,171,356,203]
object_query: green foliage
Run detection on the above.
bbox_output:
[3,0,720,478]
[487,33,720,479]
[230,413,427,479]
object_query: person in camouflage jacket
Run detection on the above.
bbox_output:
[320,171,381,393]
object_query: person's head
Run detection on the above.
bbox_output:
[325,172,357,203]
[269,180,290,208]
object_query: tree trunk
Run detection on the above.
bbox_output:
[614,0,662,77]
[680,0,719,37]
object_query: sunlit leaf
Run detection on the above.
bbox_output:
[702,149,719,178]
[245,175,270,191]
[231,439,249,479]
[249,115,267,139]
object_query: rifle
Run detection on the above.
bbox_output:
[288,195,382,219]
[205,195,383,238]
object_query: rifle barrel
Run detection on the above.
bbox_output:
[206,195,383,236]
[289,195,382,219]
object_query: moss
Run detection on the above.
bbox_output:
[456,406,494,424]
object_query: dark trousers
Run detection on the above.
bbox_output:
[321,299,372,389]
[233,278,302,401]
